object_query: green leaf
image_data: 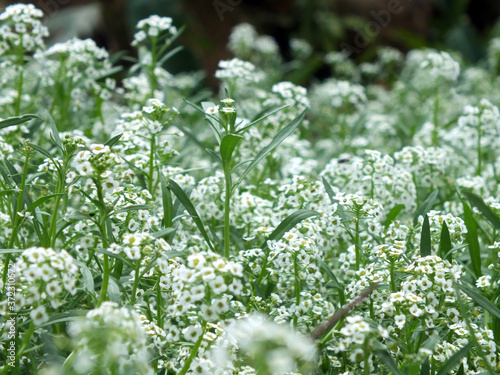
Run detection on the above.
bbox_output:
[458,283,500,319]
[419,358,430,375]
[0,249,24,254]
[220,134,243,173]
[374,349,401,375]
[233,108,307,192]
[322,176,337,204]
[107,276,121,303]
[160,172,174,229]
[104,133,123,148]
[45,110,63,151]
[438,222,452,261]
[318,259,345,305]
[110,205,152,216]
[235,104,290,133]
[462,200,482,278]
[39,310,86,327]
[436,342,473,375]
[420,214,431,257]
[66,211,94,222]
[261,209,319,251]
[0,114,41,130]
[95,248,134,269]
[463,190,500,231]
[74,260,95,296]
[167,178,215,252]
[28,142,60,169]
[152,227,176,239]
[385,204,405,229]
[158,45,184,65]
[414,190,439,226]
[26,193,65,212]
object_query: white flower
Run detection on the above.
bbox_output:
[209,275,228,294]
[46,280,62,298]
[183,325,203,342]
[30,305,49,326]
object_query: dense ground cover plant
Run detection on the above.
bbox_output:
[1,3,500,375]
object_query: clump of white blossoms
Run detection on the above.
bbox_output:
[14,247,79,325]
[419,51,461,82]
[132,15,177,46]
[212,314,316,375]
[215,58,264,84]
[68,302,153,375]
[0,3,48,55]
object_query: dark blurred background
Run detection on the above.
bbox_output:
[2,0,500,88]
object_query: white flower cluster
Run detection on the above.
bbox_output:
[15,247,79,324]
[215,58,263,83]
[216,314,316,374]
[312,79,367,110]
[68,302,153,375]
[0,4,48,55]
[419,51,461,82]
[133,15,177,46]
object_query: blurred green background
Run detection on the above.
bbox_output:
[1,0,500,88]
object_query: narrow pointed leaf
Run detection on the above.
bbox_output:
[374,349,401,375]
[74,260,95,296]
[462,200,482,278]
[28,143,59,168]
[26,193,65,212]
[261,209,319,251]
[220,134,243,173]
[104,133,123,148]
[234,108,307,191]
[107,276,121,303]
[111,205,152,216]
[385,204,405,229]
[167,178,215,252]
[414,190,439,226]
[458,283,500,319]
[160,172,173,228]
[45,110,63,151]
[439,221,452,261]
[420,214,431,257]
[0,114,41,130]
[236,104,290,133]
[436,342,472,375]
[463,190,500,230]
[152,227,176,239]
[420,358,430,375]
[322,176,336,204]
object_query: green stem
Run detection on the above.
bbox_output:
[177,321,206,375]
[477,123,482,175]
[149,37,158,97]
[17,320,35,367]
[130,259,142,305]
[49,175,65,248]
[354,217,361,271]
[156,279,164,328]
[98,254,110,305]
[148,134,156,195]
[364,346,370,375]
[2,150,30,291]
[14,40,24,116]
[293,253,301,330]
[257,248,270,285]
[224,171,232,258]
[390,262,396,293]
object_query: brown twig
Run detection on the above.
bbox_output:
[310,282,380,341]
